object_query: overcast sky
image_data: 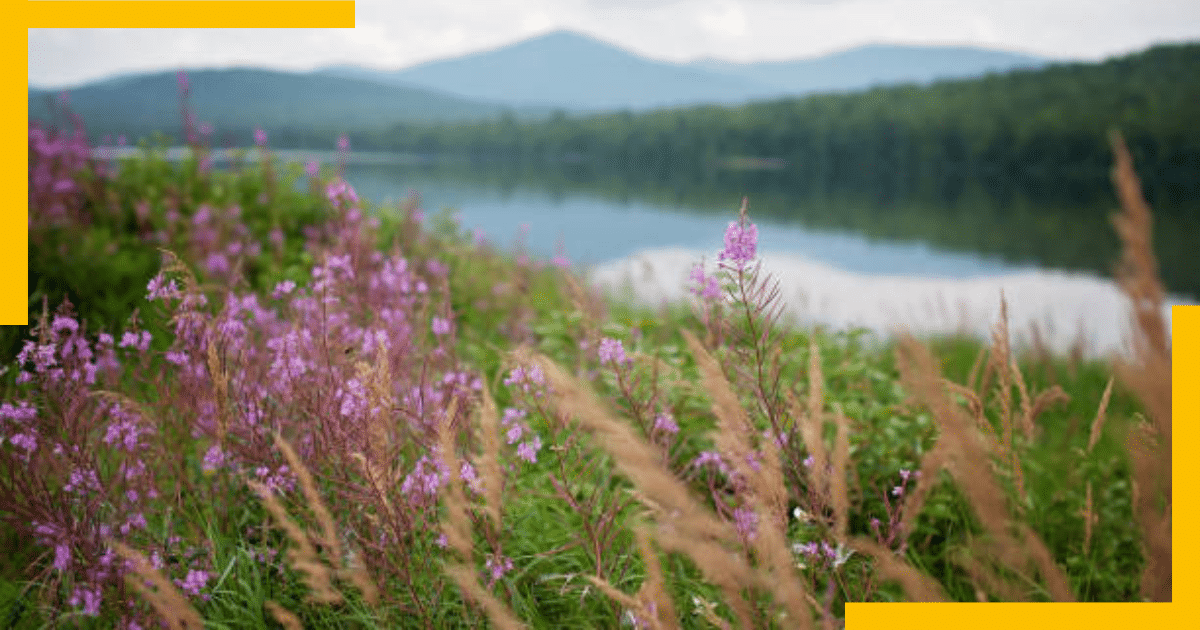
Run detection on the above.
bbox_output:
[28,0,1200,88]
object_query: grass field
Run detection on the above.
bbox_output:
[2,91,1171,628]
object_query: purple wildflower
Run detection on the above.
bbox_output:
[506,423,524,445]
[431,317,452,336]
[53,543,71,572]
[180,569,210,597]
[51,315,79,335]
[202,445,225,473]
[460,461,483,495]
[689,262,722,301]
[147,274,181,301]
[734,506,759,541]
[485,554,514,584]
[272,280,296,299]
[653,412,679,435]
[69,585,101,616]
[691,451,731,477]
[598,337,630,366]
[8,431,37,456]
[516,434,542,463]
[717,200,758,271]
[504,364,546,395]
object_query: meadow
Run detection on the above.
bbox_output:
[4,84,1172,628]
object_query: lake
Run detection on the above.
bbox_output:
[340,160,1195,359]
[99,147,1197,358]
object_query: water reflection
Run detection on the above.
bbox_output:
[589,248,1186,359]
[341,160,1195,356]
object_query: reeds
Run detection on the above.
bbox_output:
[1108,130,1172,602]
[249,433,380,609]
[435,396,527,630]
[110,541,204,630]
[527,342,817,629]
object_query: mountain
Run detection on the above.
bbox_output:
[321,30,782,111]
[28,67,528,144]
[687,44,1047,93]
[321,30,1048,111]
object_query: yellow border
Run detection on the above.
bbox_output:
[25,2,356,28]
[848,306,1192,627]
[12,1,354,325]
[4,26,26,325]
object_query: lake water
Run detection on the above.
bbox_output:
[98,147,1195,358]
[340,162,1195,359]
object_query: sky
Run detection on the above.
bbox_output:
[28,0,1200,88]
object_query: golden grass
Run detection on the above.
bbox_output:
[1108,130,1172,602]
[264,600,305,630]
[476,382,505,529]
[888,335,1075,602]
[585,527,679,630]
[110,541,204,630]
[435,396,528,630]
[527,341,818,628]
[249,434,380,608]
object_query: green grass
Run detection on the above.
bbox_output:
[5,131,1160,628]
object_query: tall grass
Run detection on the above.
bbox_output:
[2,79,1172,629]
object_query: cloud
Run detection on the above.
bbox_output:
[696,1,748,39]
[27,0,1200,87]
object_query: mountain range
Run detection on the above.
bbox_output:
[322,30,1048,111]
[28,68,540,143]
[30,30,1050,141]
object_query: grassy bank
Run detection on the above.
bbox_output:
[3,104,1170,628]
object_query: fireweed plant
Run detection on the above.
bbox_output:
[5,82,1168,628]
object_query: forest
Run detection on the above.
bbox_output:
[356,43,1200,197]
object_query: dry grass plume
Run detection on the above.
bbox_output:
[1109,130,1172,602]
[110,541,204,630]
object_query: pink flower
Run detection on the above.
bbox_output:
[517,435,542,463]
[272,280,296,299]
[53,543,71,572]
[653,412,679,435]
[689,262,721,301]
[717,199,758,271]
[598,337,630,366]
[734,506,759,541]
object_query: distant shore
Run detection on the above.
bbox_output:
[91,146,444,167]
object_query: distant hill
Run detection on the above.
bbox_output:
[323,30,778,111]
[27,67,531,145]
[321,30,1047,111]
[687,44,1047,93]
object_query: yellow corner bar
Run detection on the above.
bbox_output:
[24,1,356,29]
